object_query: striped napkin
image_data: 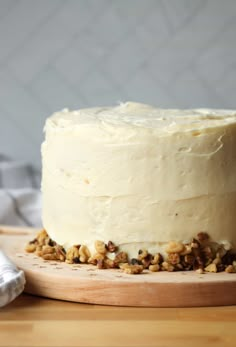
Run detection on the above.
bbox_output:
[0,155,42,306]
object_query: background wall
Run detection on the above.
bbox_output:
[0,0,236,168]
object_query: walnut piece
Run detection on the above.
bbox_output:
[79,245,91,263]
[25,243,37,253]
[225,265,236,273]
[95,240,107,254]
[66,246,80,264]
[122,264,144,274]
[114,252,128,264]
[204,263,217,273]
[167,253,180,265]
[107,241,117,253]
[88,252,105,265]
[151,253,163,265]
[149,264,160,272]
[165,241,184,254]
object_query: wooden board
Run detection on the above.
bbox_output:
[1,226,236,307]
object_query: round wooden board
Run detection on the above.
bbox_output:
[1,226,236,307]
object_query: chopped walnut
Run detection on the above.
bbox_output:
[104,257,116,269]
[167,253,180,265]
[79,245,91,263]
[107,241,117,253]
[151,253,163,265]
[54,245,66,261]
[161,261,175,272]
[225,265,236,273]
[42,253,58,261]
[88,252,105,265]
[95,240,107,254]
[202,246,214,259]
[212,257,221,265]
[66,246,80,264]
[141,253,153,269]
[184,254,195,265]
[97,259,106,269]
[197,232,209,243]
[138,249,148,260]
[42,245,55,254]
[114,251,128,264]
[130,258,142,265]
[204,263,217,273]
[180,244,192,256]
[165,241,184,254]
[191,238,200,249]
[25,243,37,253]
[149,264,160,272]
[37,229,49,246]
[122,264,143,275]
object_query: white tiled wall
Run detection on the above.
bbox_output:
[1,0,236,167]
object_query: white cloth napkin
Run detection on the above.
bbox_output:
[0,155,41,306]
[0,155,42,227]
[0,251,26,308]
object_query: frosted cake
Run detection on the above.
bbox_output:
[26,102,236,274]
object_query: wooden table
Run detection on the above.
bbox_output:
[0,293,236,347]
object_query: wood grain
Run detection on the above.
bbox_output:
[0,294,236,347]
[1,226,236,307]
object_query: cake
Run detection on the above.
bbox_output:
[40,102,236,263]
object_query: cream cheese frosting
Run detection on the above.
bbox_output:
[41,102,236,257]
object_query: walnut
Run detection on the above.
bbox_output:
[161,261,175,272]
[37,229,49,246]
[138,249,148,260]
[202,246,214,259]
[122,264,143,275]
[225,265,236,273]
[196,268,204,274]
[97,259,106,269]
[42,253,58,261]
[191,238,200,249]
[88,252,105,265]
[42,245,55,254]
[95,240,107,254]
[151,253,163,265]
[66,246,80,264]
[79,245,91,263]
[25,243,37,253]
[167,253,180,265]
[197,232,209,243]
[104,257,116,269]
[149,264,160,272]
[204,263,217,273]
[141,253,153,269]
[222,251,236,265]
[54,245,66,261]
[184,254,195,265]
[216,246,227,259]
[212,257,221,265]
[107,241,117,253]
[165,241,184,254]
[180,244,192,256]
[130,258,142,265]
[114,252,128,264]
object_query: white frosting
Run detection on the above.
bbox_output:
[41,102,236,257]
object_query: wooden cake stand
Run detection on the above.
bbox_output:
[1,226,236,307]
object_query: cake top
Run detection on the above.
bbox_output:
[46,102,236,134]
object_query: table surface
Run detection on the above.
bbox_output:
[0,294,236,347]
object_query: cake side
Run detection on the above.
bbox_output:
[41,102,236,257]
